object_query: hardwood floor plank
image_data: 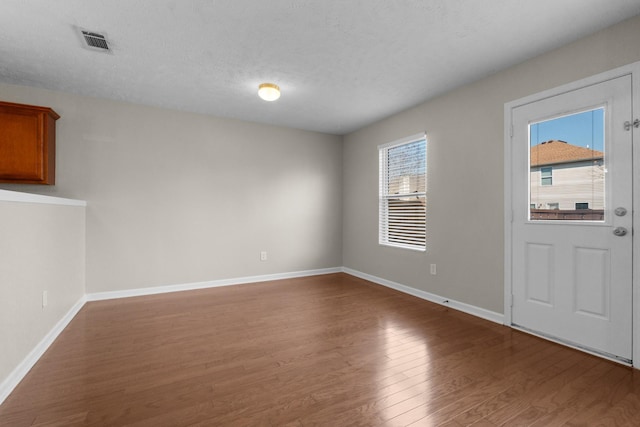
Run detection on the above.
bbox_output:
[596,391,640,426]
[1,273,638,426]
[386,371,525,426]
[483,353,599,424]
[528,363,634,427]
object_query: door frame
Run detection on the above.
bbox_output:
[504,61,640,368]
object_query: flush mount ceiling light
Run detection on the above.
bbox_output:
[258,83,280,101]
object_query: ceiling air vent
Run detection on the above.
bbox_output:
[80,30,110,51]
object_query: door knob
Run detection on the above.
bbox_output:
[614,207,628,217]
[613,227,628,237]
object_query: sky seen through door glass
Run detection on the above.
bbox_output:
[530,109,604,149]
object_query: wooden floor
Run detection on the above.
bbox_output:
[1,273,639,426]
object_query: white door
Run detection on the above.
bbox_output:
[510,75,633,362]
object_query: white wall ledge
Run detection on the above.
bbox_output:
[0,189,86,206]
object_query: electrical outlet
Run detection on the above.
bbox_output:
[260,251,268,261]
[42,291,48,308]
[430,264,437,275]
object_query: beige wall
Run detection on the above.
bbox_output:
[342,15,640,314]
[0,86,343,293]
[1,14,638,325]
[0,197,85,384]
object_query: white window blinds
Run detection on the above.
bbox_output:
[379,134,427,251]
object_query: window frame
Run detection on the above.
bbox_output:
[541,166,553,186]
[378,133,427,252]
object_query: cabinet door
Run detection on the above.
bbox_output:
[0,101,59,185]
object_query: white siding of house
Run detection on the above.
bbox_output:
[530,160,604,210]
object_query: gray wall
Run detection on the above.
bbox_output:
[2,14,639,314]
[0,197,85,385]
[0,85,343,293]
[342,15,640,314]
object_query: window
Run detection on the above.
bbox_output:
[529,108,605,222]
[379,133,426,251]
[541,166,552,186]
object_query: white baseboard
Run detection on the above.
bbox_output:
[342,267,504,324]
[86,267,343,301]
[0,295,87,406]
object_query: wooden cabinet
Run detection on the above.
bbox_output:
[0,101,60,185]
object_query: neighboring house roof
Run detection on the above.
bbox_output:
[530,140,603,167]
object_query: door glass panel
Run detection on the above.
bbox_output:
[529,108,605,221]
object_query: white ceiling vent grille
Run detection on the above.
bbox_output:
[80,30,110,51]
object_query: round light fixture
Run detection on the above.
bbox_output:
[258,83,281,101]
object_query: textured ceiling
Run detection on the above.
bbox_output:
[1,0,639,135]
